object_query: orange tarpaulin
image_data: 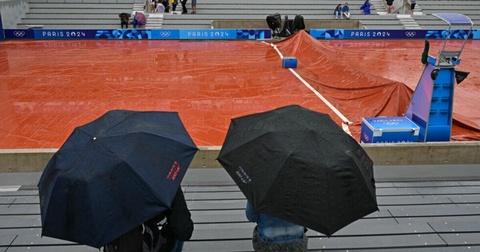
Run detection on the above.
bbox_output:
[274,31,414,139]
[0,33,479,149]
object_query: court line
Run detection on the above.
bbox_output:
[266,42,353,134]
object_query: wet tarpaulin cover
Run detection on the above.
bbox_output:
[0,32,479,149]
[274,31,480,141]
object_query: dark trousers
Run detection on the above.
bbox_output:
[181,0,188,13]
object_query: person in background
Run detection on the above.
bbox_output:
[150,0,157,12]
[171,0,178,14]
[245,201,308,252]
[386,0,394,14]
[131,12,146,28]
[342,2,350,19]
[334,4,343,19]
[161,0,170,12]
[156,2,165,13]
[118,13,130,28]
[410,0,416,15]
[191,0,197,14]
[180,0,188,14]
[360,0,371,14]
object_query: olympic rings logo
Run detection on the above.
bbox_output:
[405,31,416,37]
[13,31,25,37]
[159,31,171,37]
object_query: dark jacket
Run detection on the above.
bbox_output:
[104,188,193,252]
[118,13,130,23]
[159,188,194,251]
[334,5,342,14]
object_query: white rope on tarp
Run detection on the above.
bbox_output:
[266,42,353,135]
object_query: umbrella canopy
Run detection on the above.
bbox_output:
[37,110,198,248]
[217,105,378,236]
[135,12,146,25]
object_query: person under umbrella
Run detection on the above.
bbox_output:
[158,188,193,252]
[38,110,198,249]
[132,11,147,28]
[217,105,378,249]
[104,187,193,252]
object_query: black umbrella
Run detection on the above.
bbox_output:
[37,110,198,248]
[217,105,377,236]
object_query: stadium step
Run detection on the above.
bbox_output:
[146,13,164,28]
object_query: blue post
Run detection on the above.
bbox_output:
[425,64,456,141]
[0,13,4,41]
[405,53,459,142]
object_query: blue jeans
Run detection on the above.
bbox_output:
[252,227,307,252]
[174,240,185,251]
[335,11,342,19]
[133,18,141,28]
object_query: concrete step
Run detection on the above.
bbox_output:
[146,13,163,28]
[397,14,422,29]
[28,3,133,8]
[28,9,134,14]
[24,13,125,19]
[17,24,125,29]
[19,19,120,25]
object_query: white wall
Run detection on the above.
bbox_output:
[0,0,29,29]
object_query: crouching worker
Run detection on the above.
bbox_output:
[104,188,194,252]
[246,201,308,252]
[130,12,146,28]
[119,13,131,28]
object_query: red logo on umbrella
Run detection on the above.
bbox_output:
[167,161,180,181]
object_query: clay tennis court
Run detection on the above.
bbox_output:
[1,31,479,149]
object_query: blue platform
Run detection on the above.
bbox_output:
[282,57,298,68]
[360,117,420,143]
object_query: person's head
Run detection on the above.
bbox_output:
[345,2,348,5]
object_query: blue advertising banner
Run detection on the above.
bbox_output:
[178,29,270,40]
[4,28,271,40]
[96,29,154,39]
[310,29,480,40]
[5,28,480,40]
[34,30,98,39]
[4,29,34,39]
